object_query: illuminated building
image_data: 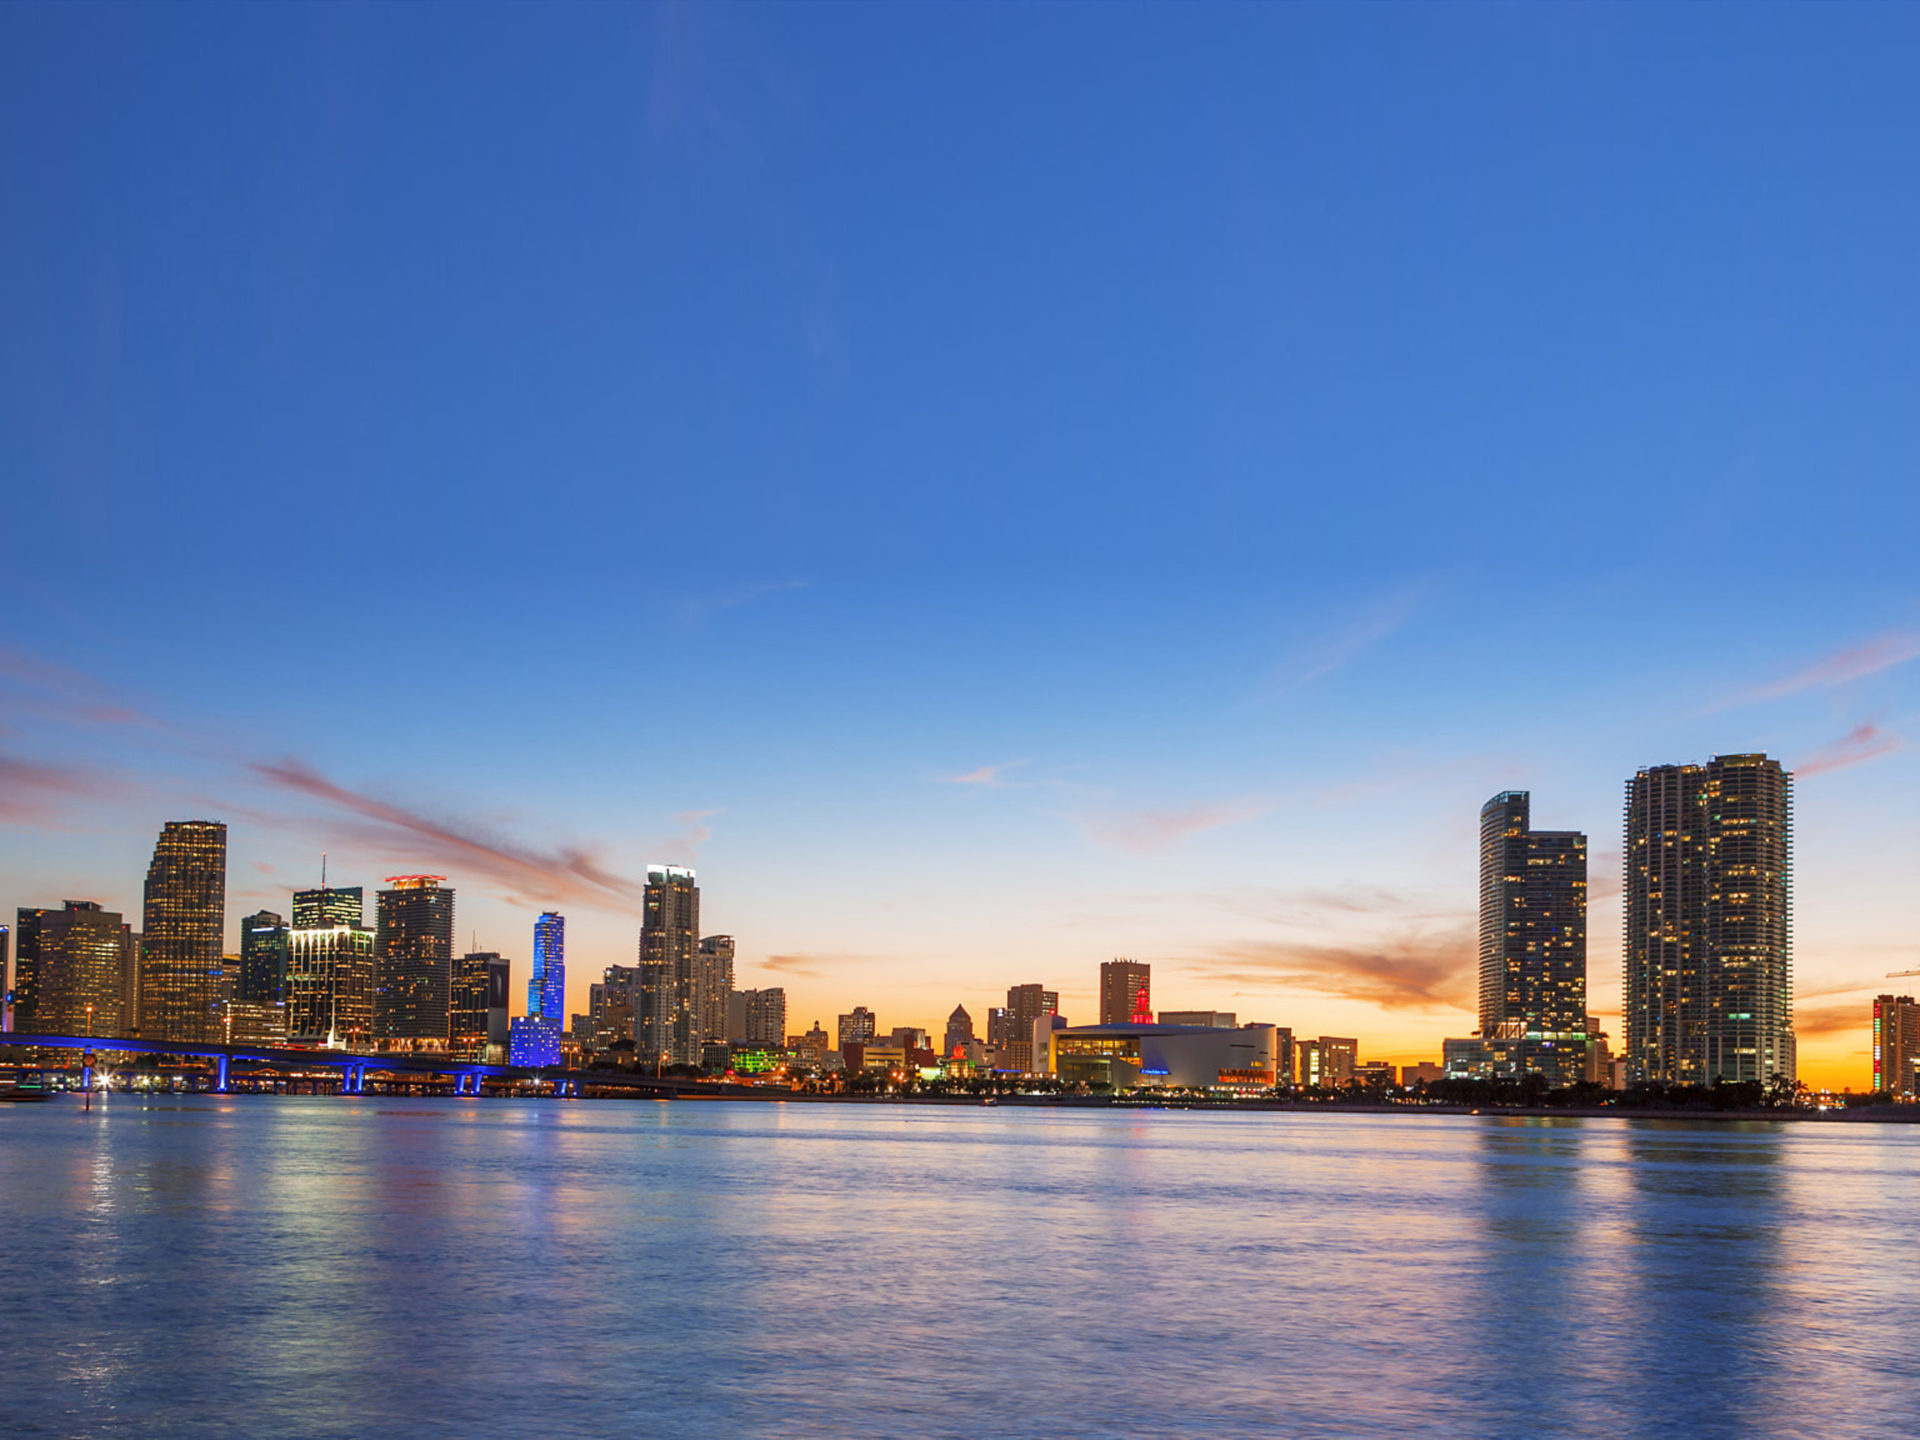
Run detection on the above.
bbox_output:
[1004,984,1059,1074]
[638,868,699,1068]
[1584,1015,1614,1085]
[451,951,501,1059]
[510,914,565,1067]
[1352,1061,1396,1088]
[1099,960,1151,1025]
[225,999,288,1046]
[1053,1023,1280,1090]
[287,888,375,1047]
[838,1006,877,1049]
[696,935,734,1046]
[293,886,363,928]
[374,876,455,1044]
[238,910,289,1005]
[1625,754,1794,1085]
[13,902,132,1036]
[1320,1036,1357,1085]
[1872,995,1920,1099]
[139,820,227,1044]
[944,1004,975,1057]
[1478,791,1588,1086]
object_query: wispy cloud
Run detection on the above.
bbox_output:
[1187,929,1476,1012]
[0,754,111,823]
[1078,799,1269,855]
[247,757,644,910]
[941,761,1026,789]
[1795,1000,1872,1038]
[1266,585,1427,696]
[0,647,156,729]
[1795,722,1904,779]
[760,953,828,978]
[670,580,809,627]
[1719,630,1920,710]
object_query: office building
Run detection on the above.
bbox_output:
[1004,984,1059,1074]
[139,820,227,1044]
[12,901,132,1036]
[696,935,735,1045]
[592,964,640,1053]
[638,867,699,1069]
[1477,791,1588,1085]
[1625,754,1794,1085]
[225,1000,288,1046]
[1099,959,1152,1025]
[238,910,289,1005]
[510,913,566,1067]
[287,887,376,1047]
[944,1004,975,1058]
[451,951,502,1060]
[838,1006,877,1049]
[375,877,454,1045]
[1873,995,1920,1099]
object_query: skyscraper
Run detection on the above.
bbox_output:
[13,902,132,1037]
[1625,754,1794,1086]
[238,910,289,1004]
[287,887,375,1047]
[139,820,227,1044]
[696,934,735,1046]
[1872,995,1920,1099]
[639,868,699,1068]
[1099,959,1152,1026]
[374,876,455,1045]
[838,1006,877,1048]
[510,913,565,1067]
[451,951,500,1060]
[741,987,786,1048]
[1478,791,1588,1085]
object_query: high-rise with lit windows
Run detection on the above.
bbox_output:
[1625,754,1794,1086]
[639,869,699,1068]
[375,876,455,1044]
[13,902,133,1037]
[1872,994,1920,1098]
[139,820,227,1044]
[288,888,375,1047]
[1478,791,1588,1086]
[1099,960,1152,1026]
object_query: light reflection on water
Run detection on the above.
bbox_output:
[2,1100,1916,1438]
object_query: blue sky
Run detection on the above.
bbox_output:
[3,2,1918,1081]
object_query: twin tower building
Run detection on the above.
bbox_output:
[1475,752,1795,1087]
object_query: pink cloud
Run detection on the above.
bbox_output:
[1795,723,1903,779]
[1079,799,1268,855]
[1724,631,1920,708]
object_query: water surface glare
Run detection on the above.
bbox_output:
[1,1099,1913,1437]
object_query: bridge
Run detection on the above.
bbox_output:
[0,1032,781,1100]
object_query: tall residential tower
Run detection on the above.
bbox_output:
[1624,754,1794,1086]
[1478,792,1588,1085]
[374,876,455,1045]
[639,867,700,1068]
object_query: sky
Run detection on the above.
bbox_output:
[2,1,1918,1087]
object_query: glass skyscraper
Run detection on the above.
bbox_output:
[510,914,564,1067]
[1478,792,1588,1085]
[139,820,227,1044]
[13,902,133,1037]
[238,910,289,1005]
[1624,754,1794,1086]
[287,887,375,1048]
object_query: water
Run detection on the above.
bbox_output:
[1,1099,1915,1438]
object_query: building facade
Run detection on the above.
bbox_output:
[1625,754,1794,1085]
[944,1004,975,1058]
[1478,791,1588,1085]
[1099,959,1152,1025]
[238,910,289,1005]
[140,820,227,1044]
[1004,984,1059,1074]
[1873,994,1920,1099]
[287,887,376,1047]
[374,877,454,1044]
[13,901,133,1037]
[451,951,501,1059]
[638,868,699,1069]
[738,987,786,1048]
[696,935,734,1048]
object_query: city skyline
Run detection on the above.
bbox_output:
[3,5,1919,1088]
